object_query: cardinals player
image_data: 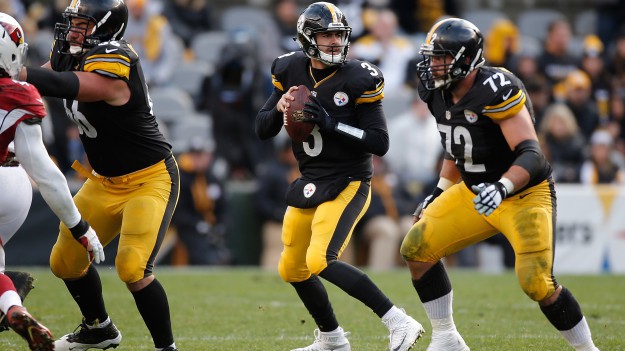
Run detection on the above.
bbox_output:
[0,12,104,351]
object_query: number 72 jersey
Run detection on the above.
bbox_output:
[418,66,548,188]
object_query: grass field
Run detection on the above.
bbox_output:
[1,267,623,351]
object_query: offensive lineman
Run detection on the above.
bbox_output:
[0,12,104,351]
[18,0,180,350]
[255,2,423,351]
[401,17,600,351]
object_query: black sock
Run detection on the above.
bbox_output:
[319,260,393,318]
[64,265,108,324]
[540,287,584,331]
[291,275,338,332]
[411,261,452,303]
[131,278,174,348]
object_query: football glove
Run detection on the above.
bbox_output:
[303,95,336,131]
[69,219,105,264]
[471,182,508,216]
[413,187,444,221]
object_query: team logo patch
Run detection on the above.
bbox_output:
[464,110,478,123]
[303,183,316,198]
[334,92,349,106]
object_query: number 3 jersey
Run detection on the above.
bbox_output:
[418,66,551,190]
[50,40,171,177]
[271,51,386,181]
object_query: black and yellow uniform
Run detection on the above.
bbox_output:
[48,40,179,284]
[403,66,556,301]
[255,50,408,334]
[257,51,386,280]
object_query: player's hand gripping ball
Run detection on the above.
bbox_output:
[284,85,314,142]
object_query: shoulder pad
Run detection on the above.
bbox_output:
[0,80,46,118]
[81,41,137,80]
[481,67,526,120]
[343,60,385,105]
[271,51,307,92]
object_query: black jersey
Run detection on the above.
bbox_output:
[271,51,385,180]
[50,40,171,177]
[418,66,551,189]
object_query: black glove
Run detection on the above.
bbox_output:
[413,186,444,220]
[471,182,508,216]
[303,95,336,131]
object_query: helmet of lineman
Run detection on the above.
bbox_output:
[54,0,128,56]
[295,2,351,66]
[417,18,485,90]
[0,12,27,80]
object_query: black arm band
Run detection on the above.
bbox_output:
[69,218,89,240]
[26,67,79,99]
[512,139,548,178]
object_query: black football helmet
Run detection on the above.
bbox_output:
[295,2,351,66]
[54,0,128,56]
[417,18,485,90]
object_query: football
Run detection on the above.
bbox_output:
[284,85,314,142]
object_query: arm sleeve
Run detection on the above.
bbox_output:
[14,122,81,228]
[255,89,284,140]
[351,100,390,156]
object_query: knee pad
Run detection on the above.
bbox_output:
[400,223,426,261]
[50,237,90,279]
[115,246,146,283]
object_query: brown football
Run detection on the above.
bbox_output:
[284,85,314,142]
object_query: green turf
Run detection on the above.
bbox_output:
[1,267,622,350]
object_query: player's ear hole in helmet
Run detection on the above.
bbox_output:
[54,0,128,56]
[0,12,28,80]
[295,1,351,66]
[417,17,485,90]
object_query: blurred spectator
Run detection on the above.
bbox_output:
[163,0,213,49]
[563,70,601,140]
[389,0,459,35]
[349,156,408,271]
[171,137,230,265]
[580,129,625,184]
[125,0,177,87]
[580,35,612,124]
[385,93,439,195]
[536,19,578,89]
[350,8,416,94]
[538,103,587,183]
[201,30,273,179]
[255,138,299,269]
[596,0,625,52]
[608,28,625,92]
[484,18,520,70]
[272,0,300,53]
[609,89,625,155]
[512,52,541,83]
[525,74,551,127]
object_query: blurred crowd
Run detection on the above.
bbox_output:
[6,0,625,268]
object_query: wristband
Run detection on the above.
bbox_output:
[437,177,455,191]
[498,177,515,196]
[69,218,89,240]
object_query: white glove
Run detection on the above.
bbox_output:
[471,182,508,216]
[69,220,105,264]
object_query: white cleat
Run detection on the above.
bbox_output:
[383,311,425,351]
[426,330,470,351]
[291,327,351,351]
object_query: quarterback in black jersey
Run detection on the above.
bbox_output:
[255,3,423,351]
[19,0,180,350]
[400,18,600,351]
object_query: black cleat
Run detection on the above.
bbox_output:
[54,320,122,350]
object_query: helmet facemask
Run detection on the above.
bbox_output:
[296,2,352,66]
[416,18,485,91]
